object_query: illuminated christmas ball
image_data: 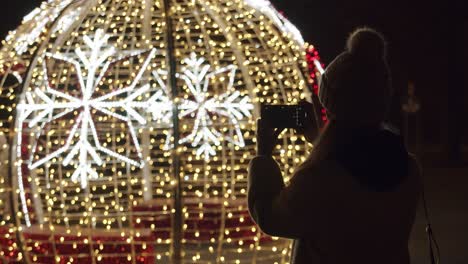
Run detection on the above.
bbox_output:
[0,0,323,263]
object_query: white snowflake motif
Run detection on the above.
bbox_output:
[146,70,176,150]
[18,29,156,188]
[175,53,254,160]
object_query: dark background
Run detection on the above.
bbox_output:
[0,0,465,164]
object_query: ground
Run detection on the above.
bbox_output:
[409,167,468,264]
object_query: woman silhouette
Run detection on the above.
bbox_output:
[248,27,421,264]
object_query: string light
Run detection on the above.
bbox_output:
[244,0,305,45]
[0,0,323,263]
[306,45,327,123]
[5,0,75,55]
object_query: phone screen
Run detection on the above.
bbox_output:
[261,105,307,128]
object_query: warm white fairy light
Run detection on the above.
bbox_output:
[244,0,305,45]
[15,128,31,227]
[52,7,81,34]
[17,29,155,188]
[0,0,322,263]
[6,0,74,54]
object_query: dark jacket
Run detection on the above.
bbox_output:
[248,128,421,263]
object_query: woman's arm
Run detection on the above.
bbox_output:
[248,113,320,239]
[248,155,318,239]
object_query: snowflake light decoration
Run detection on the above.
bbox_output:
[176,53,254,160]
[146,53,254,160]
[17,29,156,188]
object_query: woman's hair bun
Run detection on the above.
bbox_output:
[346,27,387,61]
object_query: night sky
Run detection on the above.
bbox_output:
[0,0,465,163]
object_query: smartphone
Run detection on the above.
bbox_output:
[261,104,308,129]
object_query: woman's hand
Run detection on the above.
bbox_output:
[256,119,285,156]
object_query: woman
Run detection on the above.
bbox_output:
[248,28,422,263]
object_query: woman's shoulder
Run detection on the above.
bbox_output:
[295,151,423,193]
[296,155,337,174]
[293,157,348,186]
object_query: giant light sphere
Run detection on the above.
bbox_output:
[0,0,323,263]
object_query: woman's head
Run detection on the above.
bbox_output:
[319,27,392,126]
